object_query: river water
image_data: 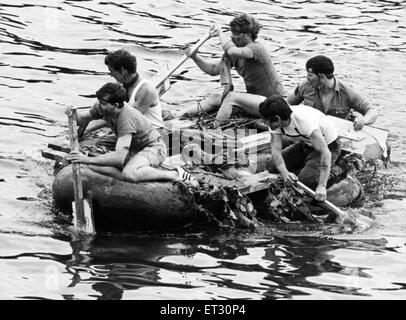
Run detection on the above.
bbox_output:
[0,0,405,300]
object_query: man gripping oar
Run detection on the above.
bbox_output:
[79,49,165,139]
[79,31,212,137]
[259,95,360,215]
[66,107,95,234]
[170,14,285,127]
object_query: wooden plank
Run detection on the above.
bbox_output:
[327,116,389,159]
[233,116,389,159]
[48,143,70,153]
[237,171,279,194]
[164,118,197,130]
[41,148,67,162]
[234,132,270,153]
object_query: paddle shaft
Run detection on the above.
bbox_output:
[67,108,86,228]
[295,180,348,219]
[77,32,211,137]
[154,32,211,93]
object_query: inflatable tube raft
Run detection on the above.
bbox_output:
[52,165,197,232]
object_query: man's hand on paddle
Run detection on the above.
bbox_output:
[185,25,220,59]
[281,171,298,185]
[315,184,327,201]
[67,151,88,164]
[64,106,74,117]
[185,47,198,59]
[209,24,220,38]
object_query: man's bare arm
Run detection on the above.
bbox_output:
[67,134,131,168]
[191,53,221,76]
[309,129,332,200]
[131,82,159,114]
[270,133,297,183]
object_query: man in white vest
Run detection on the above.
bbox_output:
[105,49,164,129]
[82,50,165,150]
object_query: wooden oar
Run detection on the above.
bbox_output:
[67,107,95,234]
[155,31,211,96]
[295,180,349,221]
[78,31,211,138]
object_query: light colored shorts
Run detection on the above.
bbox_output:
[123,139,167,168]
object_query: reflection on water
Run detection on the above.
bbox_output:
[0,0,406,299]
[1,232,404,300]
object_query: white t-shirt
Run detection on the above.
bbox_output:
[271,104,338,145]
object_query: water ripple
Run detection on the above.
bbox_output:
[0,0,405,300]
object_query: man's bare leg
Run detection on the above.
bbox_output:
[215,91,266,121]
[121,154,198,187]
[88,165,122,180]
[173,93,222,118]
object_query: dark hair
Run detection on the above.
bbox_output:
[306,55,334,78]
[104,49,137,74]
[96,82,127,108]
[230,14,260,41]
[259,95,292,122]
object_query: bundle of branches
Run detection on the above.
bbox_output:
[222,187,261,229]
[187,111,259,131]
[193,185,261,230]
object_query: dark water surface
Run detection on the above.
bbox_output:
[1,0,405,299]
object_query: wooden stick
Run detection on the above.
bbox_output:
[76,32,211,138]
[155,32,211,95]
[67,107,86,229]
[295,181,349,220]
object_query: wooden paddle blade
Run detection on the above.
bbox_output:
[68,107,95,233]
[71,197,96,234]
[156,75,171,97]
[295,181,349,221]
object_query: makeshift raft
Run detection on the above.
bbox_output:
[45,115,388,232]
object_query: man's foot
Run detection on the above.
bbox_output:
[176,166,199,188]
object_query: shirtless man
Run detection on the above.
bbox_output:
[172,14,284,126]
[105,49,164,129]
[82,49,165,149]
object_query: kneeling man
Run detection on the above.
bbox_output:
[259,95,342,201]
[67,82,197,187]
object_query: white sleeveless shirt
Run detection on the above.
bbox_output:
[126,79,164,129]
